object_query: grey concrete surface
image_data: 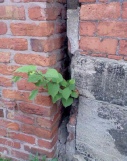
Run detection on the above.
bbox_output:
[76,97,127,161]
[71,54,127,106]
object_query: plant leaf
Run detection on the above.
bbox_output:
[12,76,21,82]
[51,159,58,161]
[15,65,37,73]
[44,69,59,80]
[42,155,47,161]
[28,74,42,83]
[48,82,60,98]
[60,80,67,87]
[62,98,73,107]
[29,89,38,100]
[68,84,75,90]
[61,87,72,100]
[71,91,78,98]
[52,93,62,103]
[69,79,75,84]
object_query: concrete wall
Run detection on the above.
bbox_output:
[67,0,127,161]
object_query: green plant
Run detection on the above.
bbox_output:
[29,154,57,161]
[13,65,78,107]
[0,158,11,161]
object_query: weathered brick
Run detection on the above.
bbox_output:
[97,21,127,38]
[0,76,12,87]
[35,94,52,106]
[38,135,58,149]
[31,37,65,52]
[7,111,35,125]
[108,55,123,60]
[17,79,46,92]
[0,6,25,20]
[0,128,6,137]
[122,2,127,19]
[2,89,31,102]
[80,36,117,55]
[28,6,61,20]
[119,40,127,55]
[8,132,35,144]
[0,22,7,35]
[0,138,21,149]
[21,124,58,139]
[24,145,56,158]
[79,0,95,2]
[10,22,54,36]
[14,53,56,66]
[0,119,19,131]
[0,109,4,117]
[36,112,60,129]
[0,52,11,63]
[80,22,96,36]
[19,102,57,117]
[0,38,28,50]
[0,64,18,75]
[80,2,121,20]
[55,22,66,33]
[11,150,29,160]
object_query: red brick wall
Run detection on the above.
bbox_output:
[0,0,66,160]
[79,0,127,60]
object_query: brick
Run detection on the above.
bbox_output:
[0,128,6,137]
[14,53,56,66]
[46,7,61,20]
[0,138,20,149]
[19,102,56,117]
[97,21,127,38]
[0,146,9,154]
[122,2,127,19]
[0,6,25,20]
[7,111,35,125]
[0,76,12,87]
[17,79,36,91]
[38,135,58,149]
[80,2,120,20]
[0,38,28,50]
[10,22,54,37]
[80,22,96,36]
[11,150,29,160]
[31,37,65,52]
[35,94,52,106]
[0,99,16,110]
[0,109,4,117]
[80,36,117,55]
[119,40,127,55]
[108,55,123,60]
[8,132,35,144]
[2,89,31,102]
[17,79,46,92]
[0,22,7,35]
[21,124,58,139]
[28,6,61,20]
[36,112,60,129]
[0,119,19,131]
[24,145,56,158]
[0,64,18,75]
[0,52,11,63]
[55,22,66,34]
[28,6,45,20]
[79,0,95,2]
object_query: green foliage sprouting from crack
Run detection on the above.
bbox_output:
[13,65,78,107]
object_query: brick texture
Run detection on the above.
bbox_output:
[0,0,66,160]
[79,0,127,59]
